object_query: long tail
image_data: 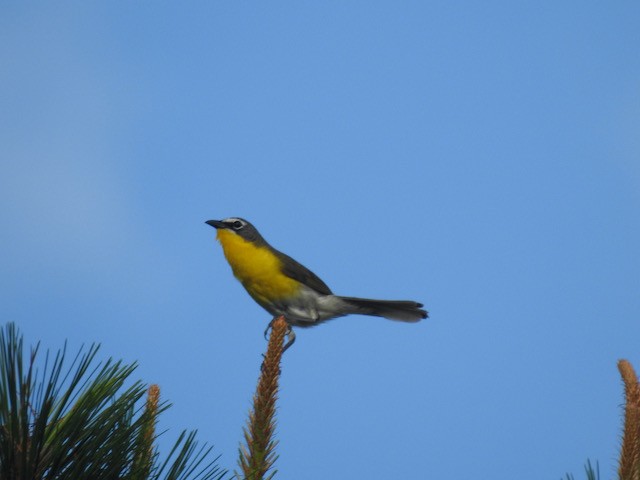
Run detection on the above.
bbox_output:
[337,296,428,322]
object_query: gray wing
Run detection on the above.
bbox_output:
[275,250,333,295]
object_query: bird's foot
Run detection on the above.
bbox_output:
[263,317,296,352]
[282,325,296,353]
[263,317,278,339]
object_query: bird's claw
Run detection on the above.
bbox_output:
[264,317,296,352]
[263,318,276,340]
[282,325,296,352]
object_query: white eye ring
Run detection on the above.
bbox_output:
[232,220,243,230]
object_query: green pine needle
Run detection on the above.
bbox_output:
[0,322,226,480]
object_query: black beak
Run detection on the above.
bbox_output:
[205,220,226,229]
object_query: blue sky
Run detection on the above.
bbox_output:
[1,2,639,478]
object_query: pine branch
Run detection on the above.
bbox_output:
[132,384,160,479]
[563,460,599,480]
[618,359,640,480]
[0,322,226,480]
[237,316,287,480]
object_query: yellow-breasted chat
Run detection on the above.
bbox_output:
[206,217,427,344]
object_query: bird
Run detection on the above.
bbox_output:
[206,217,427,347]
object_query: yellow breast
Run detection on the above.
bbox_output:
[216,229,300,304]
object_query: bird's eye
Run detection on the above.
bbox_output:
[232,220,243,230]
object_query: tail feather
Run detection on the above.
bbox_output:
[338,296,428,322]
